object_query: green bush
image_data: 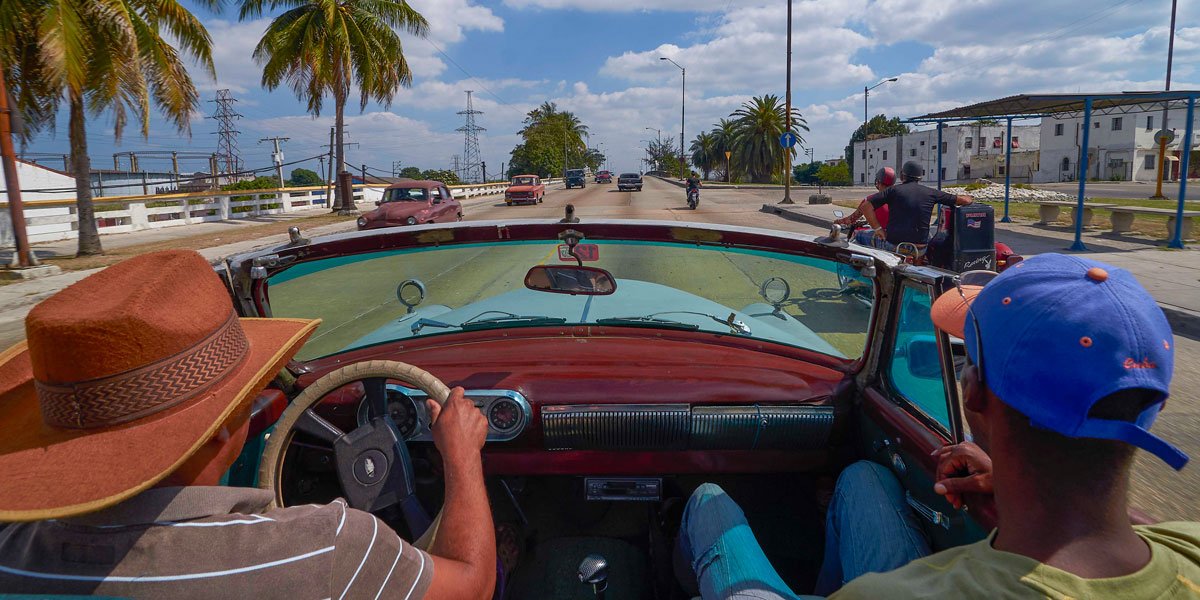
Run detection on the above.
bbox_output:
[963,182,990,192]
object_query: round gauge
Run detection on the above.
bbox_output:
[487,398,522,432]
[357,392,420,439]
[396,279,427,311]
[760,277,791,306]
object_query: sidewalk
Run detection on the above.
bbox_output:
[762,201,1200,336]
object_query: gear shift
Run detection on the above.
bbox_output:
[577,553,608,600]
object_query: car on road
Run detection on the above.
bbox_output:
[356,180,461,230]
[505,175,545,205]
[221,215,999,599]
[595,170,612,184]
[564,169,587,189]
[617,172,643,191]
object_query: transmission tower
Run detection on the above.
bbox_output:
[208,89,243,176]
[456,91,485,183]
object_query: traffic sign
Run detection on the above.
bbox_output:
[1154,129,1176,145]
[779,132,799,148]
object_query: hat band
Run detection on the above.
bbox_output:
[35,313,250,429]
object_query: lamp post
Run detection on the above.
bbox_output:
[1152,0,1178,199]
[781,0,794,203]
[863,77,899,182]
[660,57,686,180]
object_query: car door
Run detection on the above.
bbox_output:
[855,268,989,551]
[440,186,458,219]
[427,187,445,222]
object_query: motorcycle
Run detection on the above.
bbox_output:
[687,188,699,209]
[830,209,1022,273]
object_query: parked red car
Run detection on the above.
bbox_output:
[505,175,545,205]
[357,180,461,230]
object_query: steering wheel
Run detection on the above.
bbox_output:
[258,360,450,540]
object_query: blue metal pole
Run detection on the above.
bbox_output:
[1002,117,1013,222]
[936,122,944,190]
[1169,96,1195,249]
[1071,98,1092,251]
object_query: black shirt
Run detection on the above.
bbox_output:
[869,181,958,244]
[686,177,700,190]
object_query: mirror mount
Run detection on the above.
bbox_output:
[558,228,585,266]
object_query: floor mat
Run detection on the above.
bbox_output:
[506,536,650,600]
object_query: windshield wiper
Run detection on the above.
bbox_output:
[600,311,751,335]
[460,315,566,330]
[594,316,700,331]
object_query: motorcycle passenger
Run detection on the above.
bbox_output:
[860,161,973,255]
[0,250,497,599]
[837,167,895,246]
[686,172,701,205]
[677,254,1199,599]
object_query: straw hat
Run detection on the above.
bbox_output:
[0,250,318,521]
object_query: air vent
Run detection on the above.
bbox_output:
[542,404,689,450]
[691,406,833,450]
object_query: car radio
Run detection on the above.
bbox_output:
[584,477,663,502]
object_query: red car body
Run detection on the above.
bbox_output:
[505,175,545,205]
[595,170,612,183]
[356,180,461,230]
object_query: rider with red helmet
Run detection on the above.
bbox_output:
[836,167,895,246]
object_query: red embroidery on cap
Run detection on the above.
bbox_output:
[1080,337,1093,348]
[1124,358,1157,369]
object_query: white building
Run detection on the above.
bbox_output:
[2,159,77,202]
[853,123,1041,185]
[1035,107,1200,183]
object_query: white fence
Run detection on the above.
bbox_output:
[1,179,553,247]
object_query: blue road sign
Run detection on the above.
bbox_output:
[780,132,799,148]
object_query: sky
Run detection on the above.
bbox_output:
[16,0,1200,180]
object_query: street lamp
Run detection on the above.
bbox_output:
[862,77,899,182]
[660,57,686,180]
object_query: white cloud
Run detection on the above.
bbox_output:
[503,0,730,11]
[196,19,272,94]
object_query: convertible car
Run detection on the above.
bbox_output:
[220,216,987,598]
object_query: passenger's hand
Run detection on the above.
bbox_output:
[835,216,852,226]
[427,388,488,467]
[931,441,993,510]
[874,228,887,240]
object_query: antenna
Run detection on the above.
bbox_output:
[208,90,243,177]
[456,91,485,184]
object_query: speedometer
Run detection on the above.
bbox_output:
[487,398,522,432]
[386,394,419,438]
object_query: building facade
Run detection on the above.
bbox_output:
[1034,107,1200,183]
[853,123,1041,185]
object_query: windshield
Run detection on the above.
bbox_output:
[384,188,428,202]
[268,239,874,361]
[620,173,639,179]
[566,170,584,177]
[512,177,537,186]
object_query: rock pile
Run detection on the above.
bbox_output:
[943,180,1075,203]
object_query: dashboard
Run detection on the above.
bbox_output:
[356,386,533,442]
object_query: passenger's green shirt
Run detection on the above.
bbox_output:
[831,523,1200,599]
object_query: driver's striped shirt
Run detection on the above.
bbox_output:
[0,486,433,599]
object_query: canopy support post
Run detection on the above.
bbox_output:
[1002,117,1014,223]
[1070,98,1092,251]
[936,122,944,190]
[1168,95,1194,249]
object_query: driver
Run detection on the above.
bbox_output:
[0,250,496,599]
[686,172,702,194]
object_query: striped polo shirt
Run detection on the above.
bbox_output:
[0,486,433,599]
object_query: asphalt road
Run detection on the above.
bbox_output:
[1035,181,1185,200]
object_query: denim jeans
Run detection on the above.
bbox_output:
[677,461,931,599]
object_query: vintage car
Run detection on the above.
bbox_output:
[356,180,462,230]
[595,170,612,183]
[220,216,989,599]
[505,175,545,205]
[617,172,643,191]
[565,168,587,189]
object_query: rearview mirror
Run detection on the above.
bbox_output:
[525,265,616,295]
[833,210,845,218]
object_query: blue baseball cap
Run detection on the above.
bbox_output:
[931,253,1187,470]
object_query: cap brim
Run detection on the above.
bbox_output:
[0,318,318,522]
[930,285,983,339]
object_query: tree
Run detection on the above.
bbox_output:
[793,162,821,184]
[246,0,428,213]
[507,101,592,177]
[710,118,738,181]
[420,169,460,185]
[644,138,685,177]
[2,0,215,255]
[817,161,852,186]
[689,132,719,180]
[398,166,423,179]
[288,168,323,186]
[729,95,807,183]
[844,114,910,179]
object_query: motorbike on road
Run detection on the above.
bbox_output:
[687,188,699,209]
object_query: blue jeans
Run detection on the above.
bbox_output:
[677,461,931,599]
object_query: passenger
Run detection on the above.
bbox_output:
[0,250,496,599]
[835,166,895,246]
[678,254,1199,599]
[859,161,973,254]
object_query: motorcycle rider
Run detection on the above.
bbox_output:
[860,161,973,253]
[837,167,895,246]
[686,172,701,206]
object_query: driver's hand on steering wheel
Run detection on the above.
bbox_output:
[426,388,488,466]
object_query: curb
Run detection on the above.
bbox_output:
[760,204,836,229]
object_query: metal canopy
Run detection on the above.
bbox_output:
[913,91,1200,120]
[904,91,1198,250]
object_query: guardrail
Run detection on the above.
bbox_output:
[0,179,560,246]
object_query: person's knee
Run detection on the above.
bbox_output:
[834,460,904,504]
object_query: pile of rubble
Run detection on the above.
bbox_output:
[943,180,1075,202]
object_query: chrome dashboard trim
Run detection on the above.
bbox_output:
[356,387,532,442]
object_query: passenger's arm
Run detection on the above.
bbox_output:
[859,199,883,236]
[955,194,974,206]
[425,389,496,599]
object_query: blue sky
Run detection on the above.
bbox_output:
[18,0,1200,179]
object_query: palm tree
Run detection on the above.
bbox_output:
[519,101,588,174]
[246,0,428,212]
[730,95,808,183]
[689,132,718,180]
[1,0,215,255]
[710,118,738,181]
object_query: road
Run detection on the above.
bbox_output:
[1035,180,1188,200]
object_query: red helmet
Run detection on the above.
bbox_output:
[874,167,896,187]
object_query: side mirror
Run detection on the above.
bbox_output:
[904,335,943,379]
[525,265,617,295]
[374,201,381,206]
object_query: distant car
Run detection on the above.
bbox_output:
[356,180,461,230]
[565,169,587,189]
[595,170,612,184]
[617,172,643,192]
[506,175,545,205]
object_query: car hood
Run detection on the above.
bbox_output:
[364,202,427,220]
[344,279,843,357]
[507,185,541,192]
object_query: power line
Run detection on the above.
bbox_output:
[208,90,243,174]
[421,38,511,107]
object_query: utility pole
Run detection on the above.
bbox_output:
[259,136,289,187]
[456,91,486,183]
[324,127,335,209]
[1152,0,1178,199]
[782,0,793,202]
[208,89,243,183]
[0,58,38,268]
